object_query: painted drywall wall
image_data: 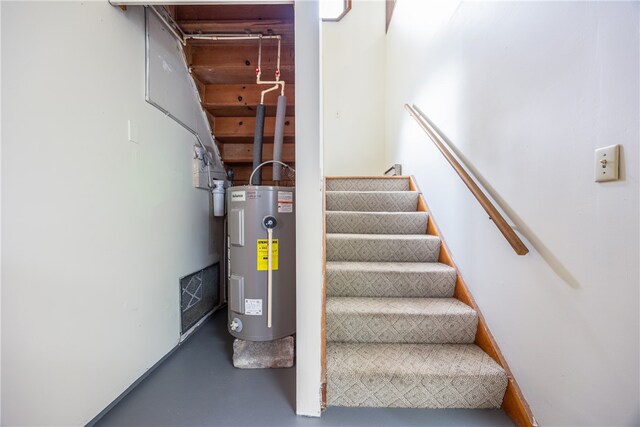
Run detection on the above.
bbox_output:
[385,1,639,425]
[294,0,324,417]
[322,0,386,176]
[1,3,223,425]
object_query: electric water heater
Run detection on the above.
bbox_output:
[226,185,296,341]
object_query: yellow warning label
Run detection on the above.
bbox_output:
[257,239,279,271]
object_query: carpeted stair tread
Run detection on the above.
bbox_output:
[326,233,441,262]
[326,191,419,212]
[326,178,410,192]
[326,297,477,344]
[326,211,428,234]
[326,261,457,297]
[326,342,508,408]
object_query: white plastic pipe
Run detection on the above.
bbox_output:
[267,228,273,328]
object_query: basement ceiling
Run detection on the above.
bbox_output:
[167,4,296,186]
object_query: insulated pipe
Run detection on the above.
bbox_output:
[272,95,287,182]
[252,104,266,185]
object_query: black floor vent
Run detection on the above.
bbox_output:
[180,263,220,334]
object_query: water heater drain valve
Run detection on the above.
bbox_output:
[230,318,243,332]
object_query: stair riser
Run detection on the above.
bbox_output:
[326,191,418,212]
[326,269,456,298]
[327,375,507,409]
[326,236,441,263]
[326,312,477,344]
[326,212,428,235]
[326,179,410,192]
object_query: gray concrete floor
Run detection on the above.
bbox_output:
[95,309,514,427]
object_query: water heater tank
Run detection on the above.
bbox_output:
[227,185,296,341]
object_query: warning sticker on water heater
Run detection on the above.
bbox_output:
[257,239,279,271]
[244,299,262,316]
[277,191,293,213]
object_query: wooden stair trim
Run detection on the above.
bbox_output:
[321,177,328,410]
[322,0,352,22]
[408,176,535,427]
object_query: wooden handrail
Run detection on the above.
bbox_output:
[405,104,529,256]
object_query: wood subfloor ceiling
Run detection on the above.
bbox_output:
[168,4,296,186]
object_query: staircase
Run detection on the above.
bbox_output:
[324,177,509,409]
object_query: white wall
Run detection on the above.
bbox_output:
[294,0,323,417]
[385,1,639,426]
[322,0,386,176]
[147,7,225,174]
[1,3,222,425]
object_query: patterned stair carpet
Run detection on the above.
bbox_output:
[325,177,508,409]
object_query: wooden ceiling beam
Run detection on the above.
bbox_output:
[189,44,294,68]
[214,114,295,144]
[222,143,295,163]
[205,106,273,118]
[217,135,296,145]
[177,20,293,43]
[175,5,294,22]
[191,66,294,85]
[204,84,296,107]
[203,84,295,117]
[214,116,295,139]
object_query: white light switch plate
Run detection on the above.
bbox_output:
[594,144,619,182]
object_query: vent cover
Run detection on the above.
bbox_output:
[180,263,220,334]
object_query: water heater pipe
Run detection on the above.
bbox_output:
[252,104,266,185]
[267,227,273,328]
[272,95,287,183]
[248,160,295,187]
[256,36,286,99]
